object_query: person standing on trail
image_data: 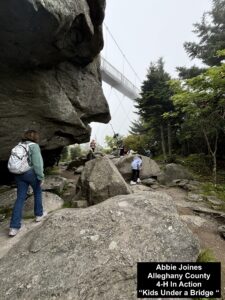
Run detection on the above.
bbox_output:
[90,139,96,152]
[119,144,125,156]
[9,130,46,237]
[130,155,142,185]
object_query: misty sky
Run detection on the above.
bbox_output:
[90,0,212,147]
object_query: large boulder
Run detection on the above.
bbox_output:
[0,0,110,162]
[0,192,200,300]
[24,192,64,217]
[0,187,17,211]
[158,163,194,186]
[67,157,87,170]
[114,155,161,180]
[76,156,132,205]
[42,175,67,195]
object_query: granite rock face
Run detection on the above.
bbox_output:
[24,191,64,217]
[0,192,200,300]
[76,156,132,205]
[158,163,194,186]
[114,155,161,180]
[0,0,110,161]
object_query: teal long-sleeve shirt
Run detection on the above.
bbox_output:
[28,143,44,180]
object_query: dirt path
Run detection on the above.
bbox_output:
[160,186,225,299]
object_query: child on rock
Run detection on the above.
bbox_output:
[130,155,142,185]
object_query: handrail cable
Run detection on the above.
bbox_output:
[103,23,142,84]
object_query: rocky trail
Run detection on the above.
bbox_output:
[158,186,225,299]
[0,167,224,298]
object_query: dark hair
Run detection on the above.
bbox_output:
[23,130,39,143]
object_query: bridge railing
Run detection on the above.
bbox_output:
[101,56,140,99]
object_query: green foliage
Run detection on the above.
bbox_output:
[170,59,225,182]
[171,62,225,121]
[44,166,60,175]
[132,58,177,158]
[217,49,225,57]
[164,155,177,163]
[196,250,217,300]
[60,146,69,162]
[182,154,212,175]
[105,134,123,150]
[184,0,225,66]
[23,214,35,219]
[129,120,158,151]
[136,58,173,123]
[101,148,112,154]
[201,182,225,204]
[176,66,206,79]
[130,118,152,135]
[62,201,73,208]
[70,145,82,160]
[0,207,12,219]
[197,249,216,263]
[104,135,116,149]
[130,2,225,164]
[123,134,147,152]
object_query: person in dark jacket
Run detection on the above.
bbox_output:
[9,130,46,237]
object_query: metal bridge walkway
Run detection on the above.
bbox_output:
[100,56,140,100]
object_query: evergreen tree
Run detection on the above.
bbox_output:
[134,58,174,159]
[129,119,149,135]
[184,0,225,66]
[176,66,206,79]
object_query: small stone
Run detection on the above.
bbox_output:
[218,225,225,239]
[90,235,99,242]
[118,201,129,207]
[109,241,118,250]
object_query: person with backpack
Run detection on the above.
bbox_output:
[130,155,142,185]
[8,130,45,237]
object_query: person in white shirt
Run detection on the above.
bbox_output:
[130,155,142,185]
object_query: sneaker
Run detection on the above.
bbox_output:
[9,228,19,237]
[35,211,48,222]
[130,181,137,185]
[137,178,141,183]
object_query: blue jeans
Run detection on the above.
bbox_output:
[10,169,43,229]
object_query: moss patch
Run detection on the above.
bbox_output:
[197,249,217,263]
[0,207,12,219]
[195,250,217,300]
[23,214,34,219]
[45,166,61,176]
[201,183,225,202]
[62,201,72,208]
